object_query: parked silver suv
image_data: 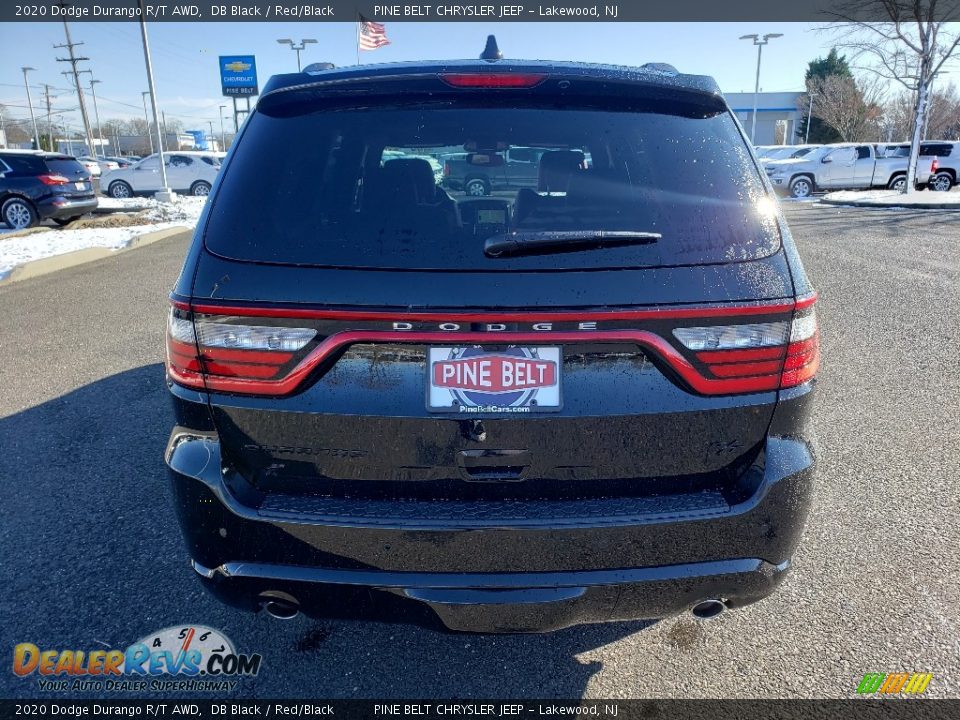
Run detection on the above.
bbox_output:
[920,141,959,192]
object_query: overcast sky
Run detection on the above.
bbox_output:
[0,20,922,134]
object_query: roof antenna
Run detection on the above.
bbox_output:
[480,35,503,61]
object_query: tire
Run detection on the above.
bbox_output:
[190,181,212,197]
[930,172,954,192]
[464,178,490,197]
[789,176,814,199]
[108,181,133,199]
[1,197,38,230]
[887,175,906,192]
[53,216,80,227]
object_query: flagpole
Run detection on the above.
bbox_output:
[355,15,360,65]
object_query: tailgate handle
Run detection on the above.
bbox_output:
[457,449,530,481]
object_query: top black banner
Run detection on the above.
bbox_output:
[4,0,960,23]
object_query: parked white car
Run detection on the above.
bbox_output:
[76,156,102,177]
[101,151,221,198]
[94,157,120,172]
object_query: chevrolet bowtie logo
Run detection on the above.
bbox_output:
[224,61,252,72]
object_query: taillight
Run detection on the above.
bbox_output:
[443,161,450,177]
[439,72,547,88]
[931,157,939,173]
[672,293,819,392]
[166,295,818,398]
[780,301,820,388]
[166,304,317,392]
[38,174,70,186]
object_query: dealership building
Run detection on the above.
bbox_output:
[725,91,806,145]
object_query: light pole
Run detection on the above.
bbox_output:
[138,0,172,200]
[739,33,783,144]
[141,91,154,154]
[218,104,227,150]
[276,38,317,72]
[81,74,104,157]
[207,120,215,151]
[21,67,41,151]
[804,91,815,144]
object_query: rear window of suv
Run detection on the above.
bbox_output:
[920,143,955,157]
[0,154,47,175]
[204,99,780,271]
[44,156,88,177]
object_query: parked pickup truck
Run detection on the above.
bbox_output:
[441,146,547,196]
[766,143,934,198]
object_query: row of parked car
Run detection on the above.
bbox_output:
[0,148,225,229]
[755,141,959,198]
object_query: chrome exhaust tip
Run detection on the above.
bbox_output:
[259,593,300,620]
[691,599,726,620]
[263,600,300,620]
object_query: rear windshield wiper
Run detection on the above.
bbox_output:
[484,230,661,258]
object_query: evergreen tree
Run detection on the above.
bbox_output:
[797,49,852,143]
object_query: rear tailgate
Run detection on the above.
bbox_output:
[172,253,810,498]
[170,72,814,501]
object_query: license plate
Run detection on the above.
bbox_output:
[427,347,562,413]
[75,182,86,190]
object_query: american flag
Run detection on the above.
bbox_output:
[358,16,390,51]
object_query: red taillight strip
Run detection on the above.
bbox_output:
[168,363,205,389]
[199,347,294,364]
[204,361,281,379]
[186,299,803,323]
[708,360,784,378]
[194,330,780,396]
[780,333,820,388]
[696,346,785,364]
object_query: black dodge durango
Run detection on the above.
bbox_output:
[165,50,818,633]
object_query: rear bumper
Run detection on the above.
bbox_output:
[165,385,815,632]
[192,557,789,633]
[39,195,98,219]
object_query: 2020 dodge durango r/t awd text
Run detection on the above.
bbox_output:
[165,55,818,633]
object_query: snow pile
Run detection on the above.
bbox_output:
[95,196,156,211]
[141,195,207,224]
[822,189,960,207]
[0,196,206,281]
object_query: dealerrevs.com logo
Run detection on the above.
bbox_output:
[13,625,261,692]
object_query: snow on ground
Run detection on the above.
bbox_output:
[95,196,157,210]
[0,196,206,280]
[822,189,960,207]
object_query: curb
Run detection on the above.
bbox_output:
[1,226,191,286]
[820,197,960,210]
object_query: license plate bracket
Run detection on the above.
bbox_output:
[427,347,562,414]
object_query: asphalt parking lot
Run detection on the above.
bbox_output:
[1,201,958,699]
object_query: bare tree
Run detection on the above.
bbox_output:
[802,73,886,140]
[883,82,960,139]
[925,82,960,138]
[825,0,960,192]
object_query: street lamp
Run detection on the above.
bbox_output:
[804,91,816,144]
[739,33,783,144]
[89,80,103,157]
[138,0,172,200]
[21,67,41,151]
[141,91,154,154]
[79,72,105,158]
[276,38,318,72]
[218,104,227,150]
